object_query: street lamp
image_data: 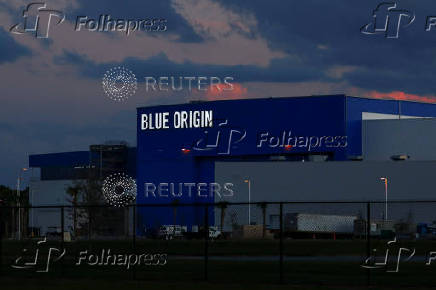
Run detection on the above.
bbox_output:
[380,177,388,221]
[244,179,251,225]
[17,167,28,240]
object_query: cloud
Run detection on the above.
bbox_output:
[71,0,202,43]
[216,0,436,95]
[43,0,284,66]
[192,82,248,101]
[1,0,285,67]
[0,27,30,63]
[54,51,323,86]
[368,91,436,103]
[342,66,436,96]
[171,0,257,39]
[3,0,436,187]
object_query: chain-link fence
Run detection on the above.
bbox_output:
[2,201,436,286]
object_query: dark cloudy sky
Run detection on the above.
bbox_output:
[1,0,436,186]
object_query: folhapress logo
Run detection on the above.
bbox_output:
[10,3,167,39]
[192,119,246,155]
[11,237,66,272]
[10,2,65,38]
[361,2,415,38]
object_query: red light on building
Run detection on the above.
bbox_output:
[181,148,191,154]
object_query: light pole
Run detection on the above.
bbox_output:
[244,179,251,225]
[380,177,388,221]
[30,168,35,237]
[17,167,28,240]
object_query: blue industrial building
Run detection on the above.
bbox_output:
[29,95,436,234]
[135,95,436,231]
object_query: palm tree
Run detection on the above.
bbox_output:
[66,185,79,237]
[257,202,268,238]
[217,201,229,231]
[65,178,103,239]
[171,199,180,225]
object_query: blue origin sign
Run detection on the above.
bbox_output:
[140,110,213,130]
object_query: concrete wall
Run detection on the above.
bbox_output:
[214,161,436,230]
[363,118,436,161]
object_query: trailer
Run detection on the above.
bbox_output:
[284,213,357,238]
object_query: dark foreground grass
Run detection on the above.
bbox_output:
[2,260,436,288]
[1,277,436,290]
[3,238,436,256]
[2,239,436,288]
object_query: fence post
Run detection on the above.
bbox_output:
[0,218,3,276]
[61,206,65,277]
[132,205,136,280]
[204,205,209,281]
[279,202,284,284]
[366,202,371,286]
[61,207,65,242]
[88,208,92,240]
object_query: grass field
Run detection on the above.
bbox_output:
[2,276,436,290]
[2,238,436,288]
[4,277,435,290]
[4,238,436,256]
